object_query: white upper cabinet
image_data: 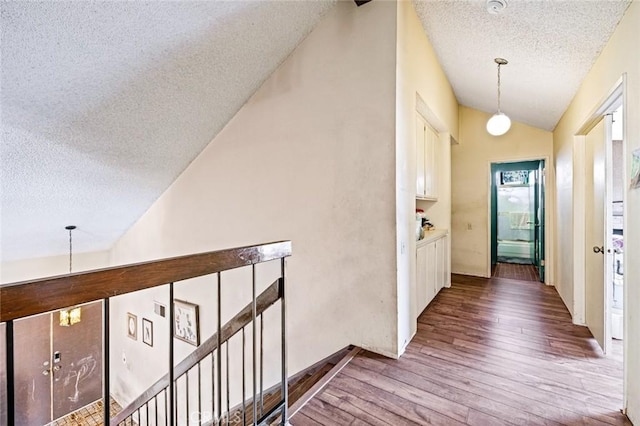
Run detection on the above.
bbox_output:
[416,114,438,200]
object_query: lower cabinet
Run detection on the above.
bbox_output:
[416,233,449,315]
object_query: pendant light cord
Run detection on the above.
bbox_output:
[69,227,73,274]
[65,225,76,274]
[497,62,502,114]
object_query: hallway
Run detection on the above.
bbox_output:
[292,274,629,425]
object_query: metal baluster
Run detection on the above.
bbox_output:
[146,401,149,426]
[210,352,215,426]
[197,361,202,426]
[217,272,222,425]
[242,327,246,426]
[252,265,257,426]
[103,298,110,425]
[186,373,190,426]
[226,342,230,425]
[280,259,288,425]
[259,313,264,417]
[169,283,175,425]
[155,394,158,426]
[165,388,169,426]
[6,320,15,426]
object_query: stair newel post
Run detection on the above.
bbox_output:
[103,298,110,425]
[5,320,15,426]
[280,258,288,425]
[169,282,175,425]
[216,272,222,425]
[252,264,257,425]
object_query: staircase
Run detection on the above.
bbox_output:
[1,242,292,426]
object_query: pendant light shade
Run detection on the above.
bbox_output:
[486,112,511,136]
[487,58,511,136]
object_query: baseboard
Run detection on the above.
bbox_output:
[288,346,362,417]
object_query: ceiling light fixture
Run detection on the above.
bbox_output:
[486,0,508,14]
[60,225,81,327]
[486,58,511,136]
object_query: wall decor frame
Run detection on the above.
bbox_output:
[127,312,137,341]
[173,300,200,346]
[630,148,640,189]
[142,318,153,347]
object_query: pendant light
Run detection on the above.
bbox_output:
[486,58,511,136]
[60,225,81,326]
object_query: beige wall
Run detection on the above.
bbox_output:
[0,250,110,283]
[553,2,639,420]
[395,0,458,349]
[452,106,554,278]
[108,0,400,407]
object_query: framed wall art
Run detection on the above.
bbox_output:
[173,300,200,346]
[127,313,137,341]
[142,318,153,347]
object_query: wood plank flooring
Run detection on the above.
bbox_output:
[493,262,540,282]
[292,274,630,425]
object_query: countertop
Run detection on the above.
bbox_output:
[417,229,448,247]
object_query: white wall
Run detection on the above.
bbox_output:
[452,106,554,279]
[0,250,110,283]
[553,2,639,421]
[395,0,458,351]
[108,0,400,409]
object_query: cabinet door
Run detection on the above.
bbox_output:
[442,236,450,288]
[416,245,428,314]
[425,125,439,200]
[425,241,437,304]
[435,238,445,292]
[416,115,426,198]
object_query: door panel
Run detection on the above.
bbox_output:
[52,301,103,420]
[13,313,52,425]
[585,119,608,352]
[537,162,546,281]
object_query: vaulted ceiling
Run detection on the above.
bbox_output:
[413,0,631,131]
[0,0,632,263]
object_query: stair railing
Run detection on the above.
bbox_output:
[0,241,291,426]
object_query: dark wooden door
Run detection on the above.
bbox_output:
[13,313,52,425]
[10,302,103,424]
[52,301,103,420]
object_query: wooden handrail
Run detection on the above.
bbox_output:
[0,241,291,322]
[111,278,283,425]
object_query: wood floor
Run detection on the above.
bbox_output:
[292,274,630,426]
[493,262,540,282]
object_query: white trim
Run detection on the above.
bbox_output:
[572,73,626,408]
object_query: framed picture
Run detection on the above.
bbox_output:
[142,318,153,347]
[127,313,137,341]
[630,148,640,190]
[173,300,200,346]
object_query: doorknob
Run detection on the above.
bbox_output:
[593,246,604,253]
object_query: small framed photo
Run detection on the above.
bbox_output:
[127,313,137,341]
[142,318,153,347]
[173,300,200,346]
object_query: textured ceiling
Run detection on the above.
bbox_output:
[413,0,631,131]
[1,0,336,262]
[0,0,632,264]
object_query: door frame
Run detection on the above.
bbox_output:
[486,155,552,285]
[572,74,627,405]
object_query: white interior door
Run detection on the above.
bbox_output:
[584,117,612,354]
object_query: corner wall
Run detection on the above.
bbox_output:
[108,0,399,406]
[452,106,554,279]
[552,2,639,420]
[395,0,458,350]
